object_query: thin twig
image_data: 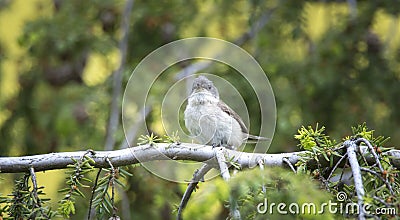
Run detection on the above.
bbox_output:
[88,168,103,220]
[29,167,49,219]
[355,138,394,195]
[175,8,276,81]
[234,7,276,45]
[313,150,331,192]
[356,138,384,173]
[214,148,241,219]
[339,157,349,183]
[319,175,331,193]
[106,157,117,217]
[104,0,134,151]
[215,147,230,181]
[29,167,40,207]
[344,140,365,220]
[258,159,266,194]
[81,149,96,220]
[177,163,212,220]
[282,157,296,173]
[334,145,347,151]
[81,149,96,160]
[372,196,393,208]
[327,152,348,181]
[359,148,370,168]
[360,167,394,195]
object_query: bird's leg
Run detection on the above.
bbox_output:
[226,145,235,150]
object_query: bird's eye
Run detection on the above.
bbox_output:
[208,85,212,90]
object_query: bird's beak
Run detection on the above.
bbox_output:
[191,88,213,97]
[193,87,206,93]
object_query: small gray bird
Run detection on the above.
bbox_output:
[184,75,268,150]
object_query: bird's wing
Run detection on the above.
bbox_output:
[218,100,270,143]
[217,100,248,134]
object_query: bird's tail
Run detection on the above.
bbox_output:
[244,134,271,143]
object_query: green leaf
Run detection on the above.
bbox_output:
[322,152,329,161]
[72,189,85,198]
[115,179,126,188]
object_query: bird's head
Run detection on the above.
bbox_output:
[190,76,219,99]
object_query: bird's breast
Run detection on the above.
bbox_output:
[184,98,244,148]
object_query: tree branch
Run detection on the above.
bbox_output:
[282,157,296,173]
[174,8,276,81]
[29,167,40,206]
[258,159,266,193]
[29,167,49,218]
[359,167,394,195]
[0,143,399,173]
[88,168,102,220]
[215,147,231,181]
[0,144,298,173]
[177,163,213,220]
[214,147,241,219]
[104,0,134,151]
[327,152,348,181]
[344,140,365,220]
[356,138,384,172]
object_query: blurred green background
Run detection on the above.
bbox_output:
[0,0,399,219]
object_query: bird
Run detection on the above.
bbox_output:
[184,75,268,150]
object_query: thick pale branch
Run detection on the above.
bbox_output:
[0,143,399,173]
[0,144,297,173]
[344,140,366,220]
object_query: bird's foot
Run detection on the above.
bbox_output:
[226,145,235,150]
